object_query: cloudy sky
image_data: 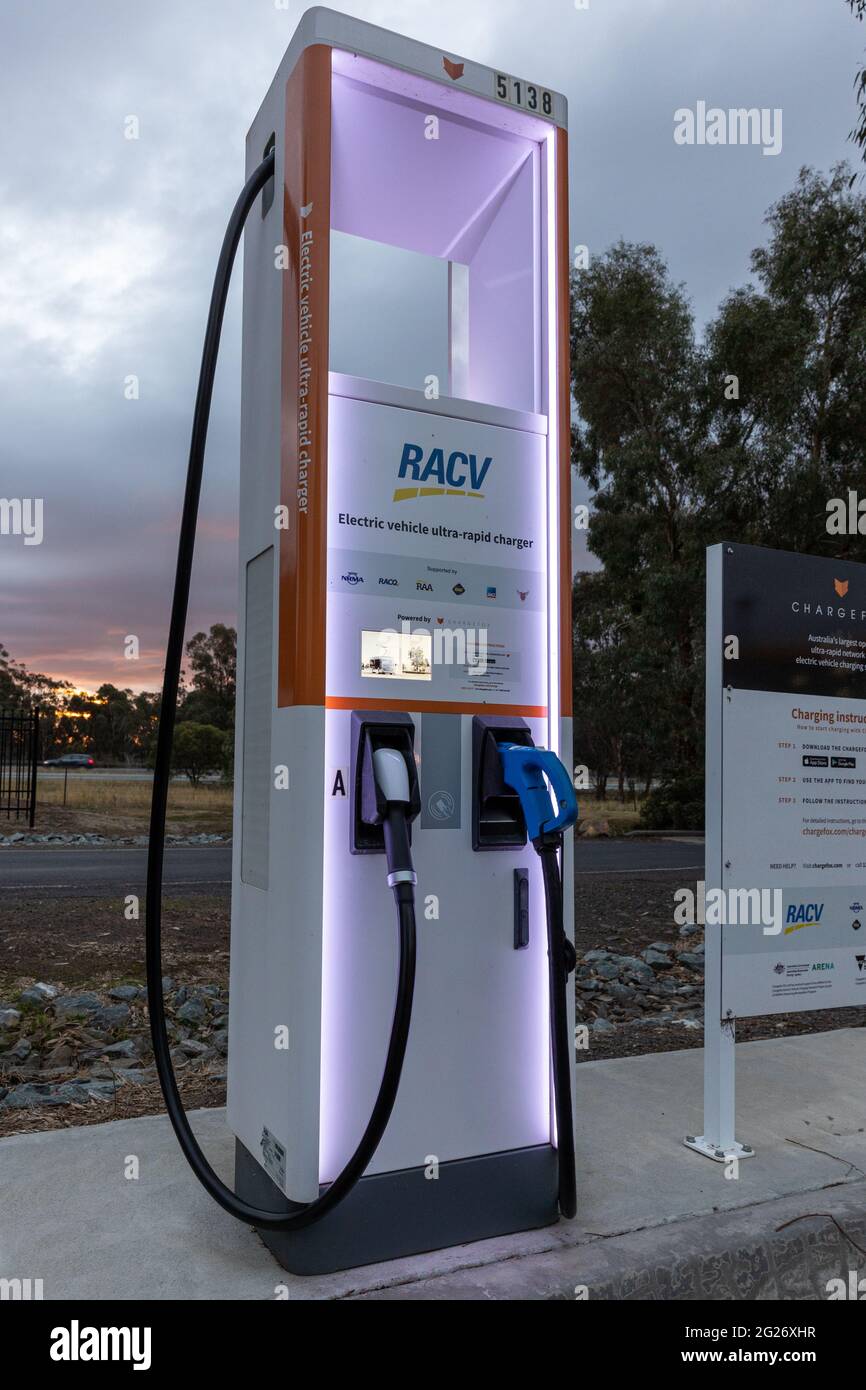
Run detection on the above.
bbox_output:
[0,0,861,692]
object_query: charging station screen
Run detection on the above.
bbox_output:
[360,629,432,680]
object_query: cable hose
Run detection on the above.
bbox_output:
[145,151,418,1230]
[538,842,577,1219]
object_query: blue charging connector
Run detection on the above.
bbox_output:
[496,739,579,1219]
[498,744,578,843]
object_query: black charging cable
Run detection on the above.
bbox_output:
[537,838,577,1220]
[145,151,418,1231]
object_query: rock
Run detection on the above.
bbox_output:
[178,1039,212,1058]
[593,961,620,981]
[5,1037,32,1061]
[590,1017,617,1035]
[114,1068,154,1085]
[653,978,680,996]
[0,1008,21,1029]
[92,1004,131,1031]
[608,982,636,1003]
[678,923,701,938]
[81,1080,117,1101]
[212,1028,228,1056]
[679,952,705,972]
[642,948,673,969]
[582,820,611,839]
[43,1042,75,1068]
[20,983,58,1007]
[53,993,101,1020]
[101,1039,140,1059]
[108,985,141,1001]
[162,977,175,993]
[177,998,206,1026]
[614,955,650,974]
[648,941,674,954]
[0,1080,107,1109]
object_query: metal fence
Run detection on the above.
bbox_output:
[0,707,39,827]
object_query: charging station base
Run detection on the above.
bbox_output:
[235,1140,560,1275]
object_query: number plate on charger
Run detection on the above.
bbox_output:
[494,72,555,119]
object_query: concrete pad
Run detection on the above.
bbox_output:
[1,1027,864,1300]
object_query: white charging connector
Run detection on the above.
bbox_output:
[371,746,416,888]
[372,746,411,804]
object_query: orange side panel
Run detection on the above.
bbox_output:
[278,45,332,708]
[555,127,573,719]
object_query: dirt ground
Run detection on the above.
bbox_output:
[0,894,229,993]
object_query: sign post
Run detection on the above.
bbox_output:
[687,542,866,1161]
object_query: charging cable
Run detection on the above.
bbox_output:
[145,152,418,1230]
[498,743,579,1219]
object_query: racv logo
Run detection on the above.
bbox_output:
[393,442,492,503]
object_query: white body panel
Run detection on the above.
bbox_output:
[229,9,572,1205]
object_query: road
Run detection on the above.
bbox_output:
[36,769,217,784]
[0,845,231,898]
[0,838,703,898]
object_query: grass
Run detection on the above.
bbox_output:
[36,774,232,815]
[578,794,645,833]
[30,775,233,836]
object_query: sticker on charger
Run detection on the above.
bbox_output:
[260,1127,286,1187]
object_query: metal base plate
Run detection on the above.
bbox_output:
[683,1134,755,1163]
[235,1139,560,1275]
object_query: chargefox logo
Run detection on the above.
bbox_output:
[394,442,492,502]
[443,56,465,80]
[835,578,849,598]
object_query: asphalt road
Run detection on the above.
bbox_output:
[36,770,216,784]
[0,845,231,898]
[0,838,703,898]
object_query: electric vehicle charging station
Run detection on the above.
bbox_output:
[146,6,575,1275]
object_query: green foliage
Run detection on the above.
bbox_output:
[640,773,705,832]
[572,165,866,808]
[180,625,236,731]
[171,723,226,787]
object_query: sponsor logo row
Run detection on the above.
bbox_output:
[340,570,529,604]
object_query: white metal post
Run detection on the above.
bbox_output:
[684,544,753,1162]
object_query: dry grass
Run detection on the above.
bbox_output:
[578,794,644,833]
[31,775,233,836]
[36,774,232,815]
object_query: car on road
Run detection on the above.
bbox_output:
[42,753,96,768]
